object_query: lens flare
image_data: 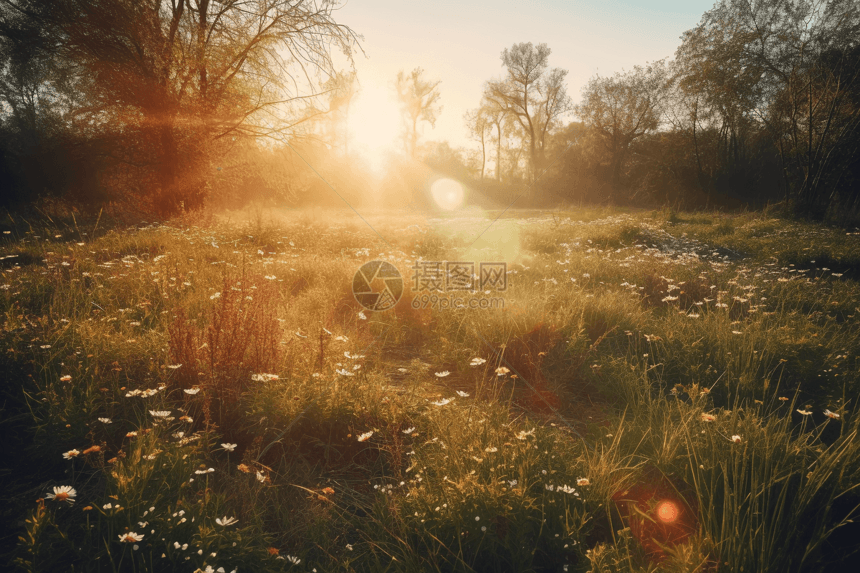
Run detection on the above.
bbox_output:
[656,500,679,523]
[430,178,464,210]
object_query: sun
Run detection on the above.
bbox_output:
[348,81,402,171]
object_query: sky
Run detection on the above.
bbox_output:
[333,0,717,153]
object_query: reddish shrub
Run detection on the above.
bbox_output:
[168,274,282,431]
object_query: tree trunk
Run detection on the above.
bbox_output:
[496,122,503,181]
[480,128,486,180]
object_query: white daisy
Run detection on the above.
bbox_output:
[45,485,77,504]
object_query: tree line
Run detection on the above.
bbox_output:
[0,1,858,219]
[463,1,859,219]
[0,0,360,215]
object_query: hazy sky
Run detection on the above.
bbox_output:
[334,0,716,152]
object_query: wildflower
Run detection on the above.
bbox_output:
[179,415,193,423]
[824,409,841,419]
[357,431,373,442]
[63,449,80,460]
[700,413,716,422]
[221,443,237,452]
[515,428,535,440]
[431,398,452,407]
[286,555,301,565]
[576,478,590,486]
[60,375,72,382]
[118,532,144,543]
[508,479,518,488]
[335,368,354,377]
[126,431,138,438]
[456,391,470,398]
[45,485,76,505]
[166,364,182,369]
[397,367,408,373]
[797,409,812,416]
[251,373,279,382]
[485,446,498,453]
[194,468,215,474]
[470,357,486,366]
[435,371,451,378]
[268,547,280,556]
[358,311,367,320]
[731,435,742,444]
[402,427,416,434]
[346,544,354,551]
[210,292,221,300]
[495,367,510,376]
[237,464,252,473]
[82,445,101,455]
[149,410,171,418]
[183,387,200,395]
[215,516,238,526]
[256,471,267,483]
[98,417,112,424]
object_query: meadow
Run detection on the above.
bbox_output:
[2,206,859,572]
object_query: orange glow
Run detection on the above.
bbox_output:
[656,500,679,523]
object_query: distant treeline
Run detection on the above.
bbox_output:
[0,1,858,220]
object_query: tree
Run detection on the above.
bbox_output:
[675,0,860,217]
[575,62,667,189]
[319,70,358,155]
[0,0,360,215]
[464,107,490,179]
[395,67,441,158]
[478,96,508,181]
[484,42,571,181]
